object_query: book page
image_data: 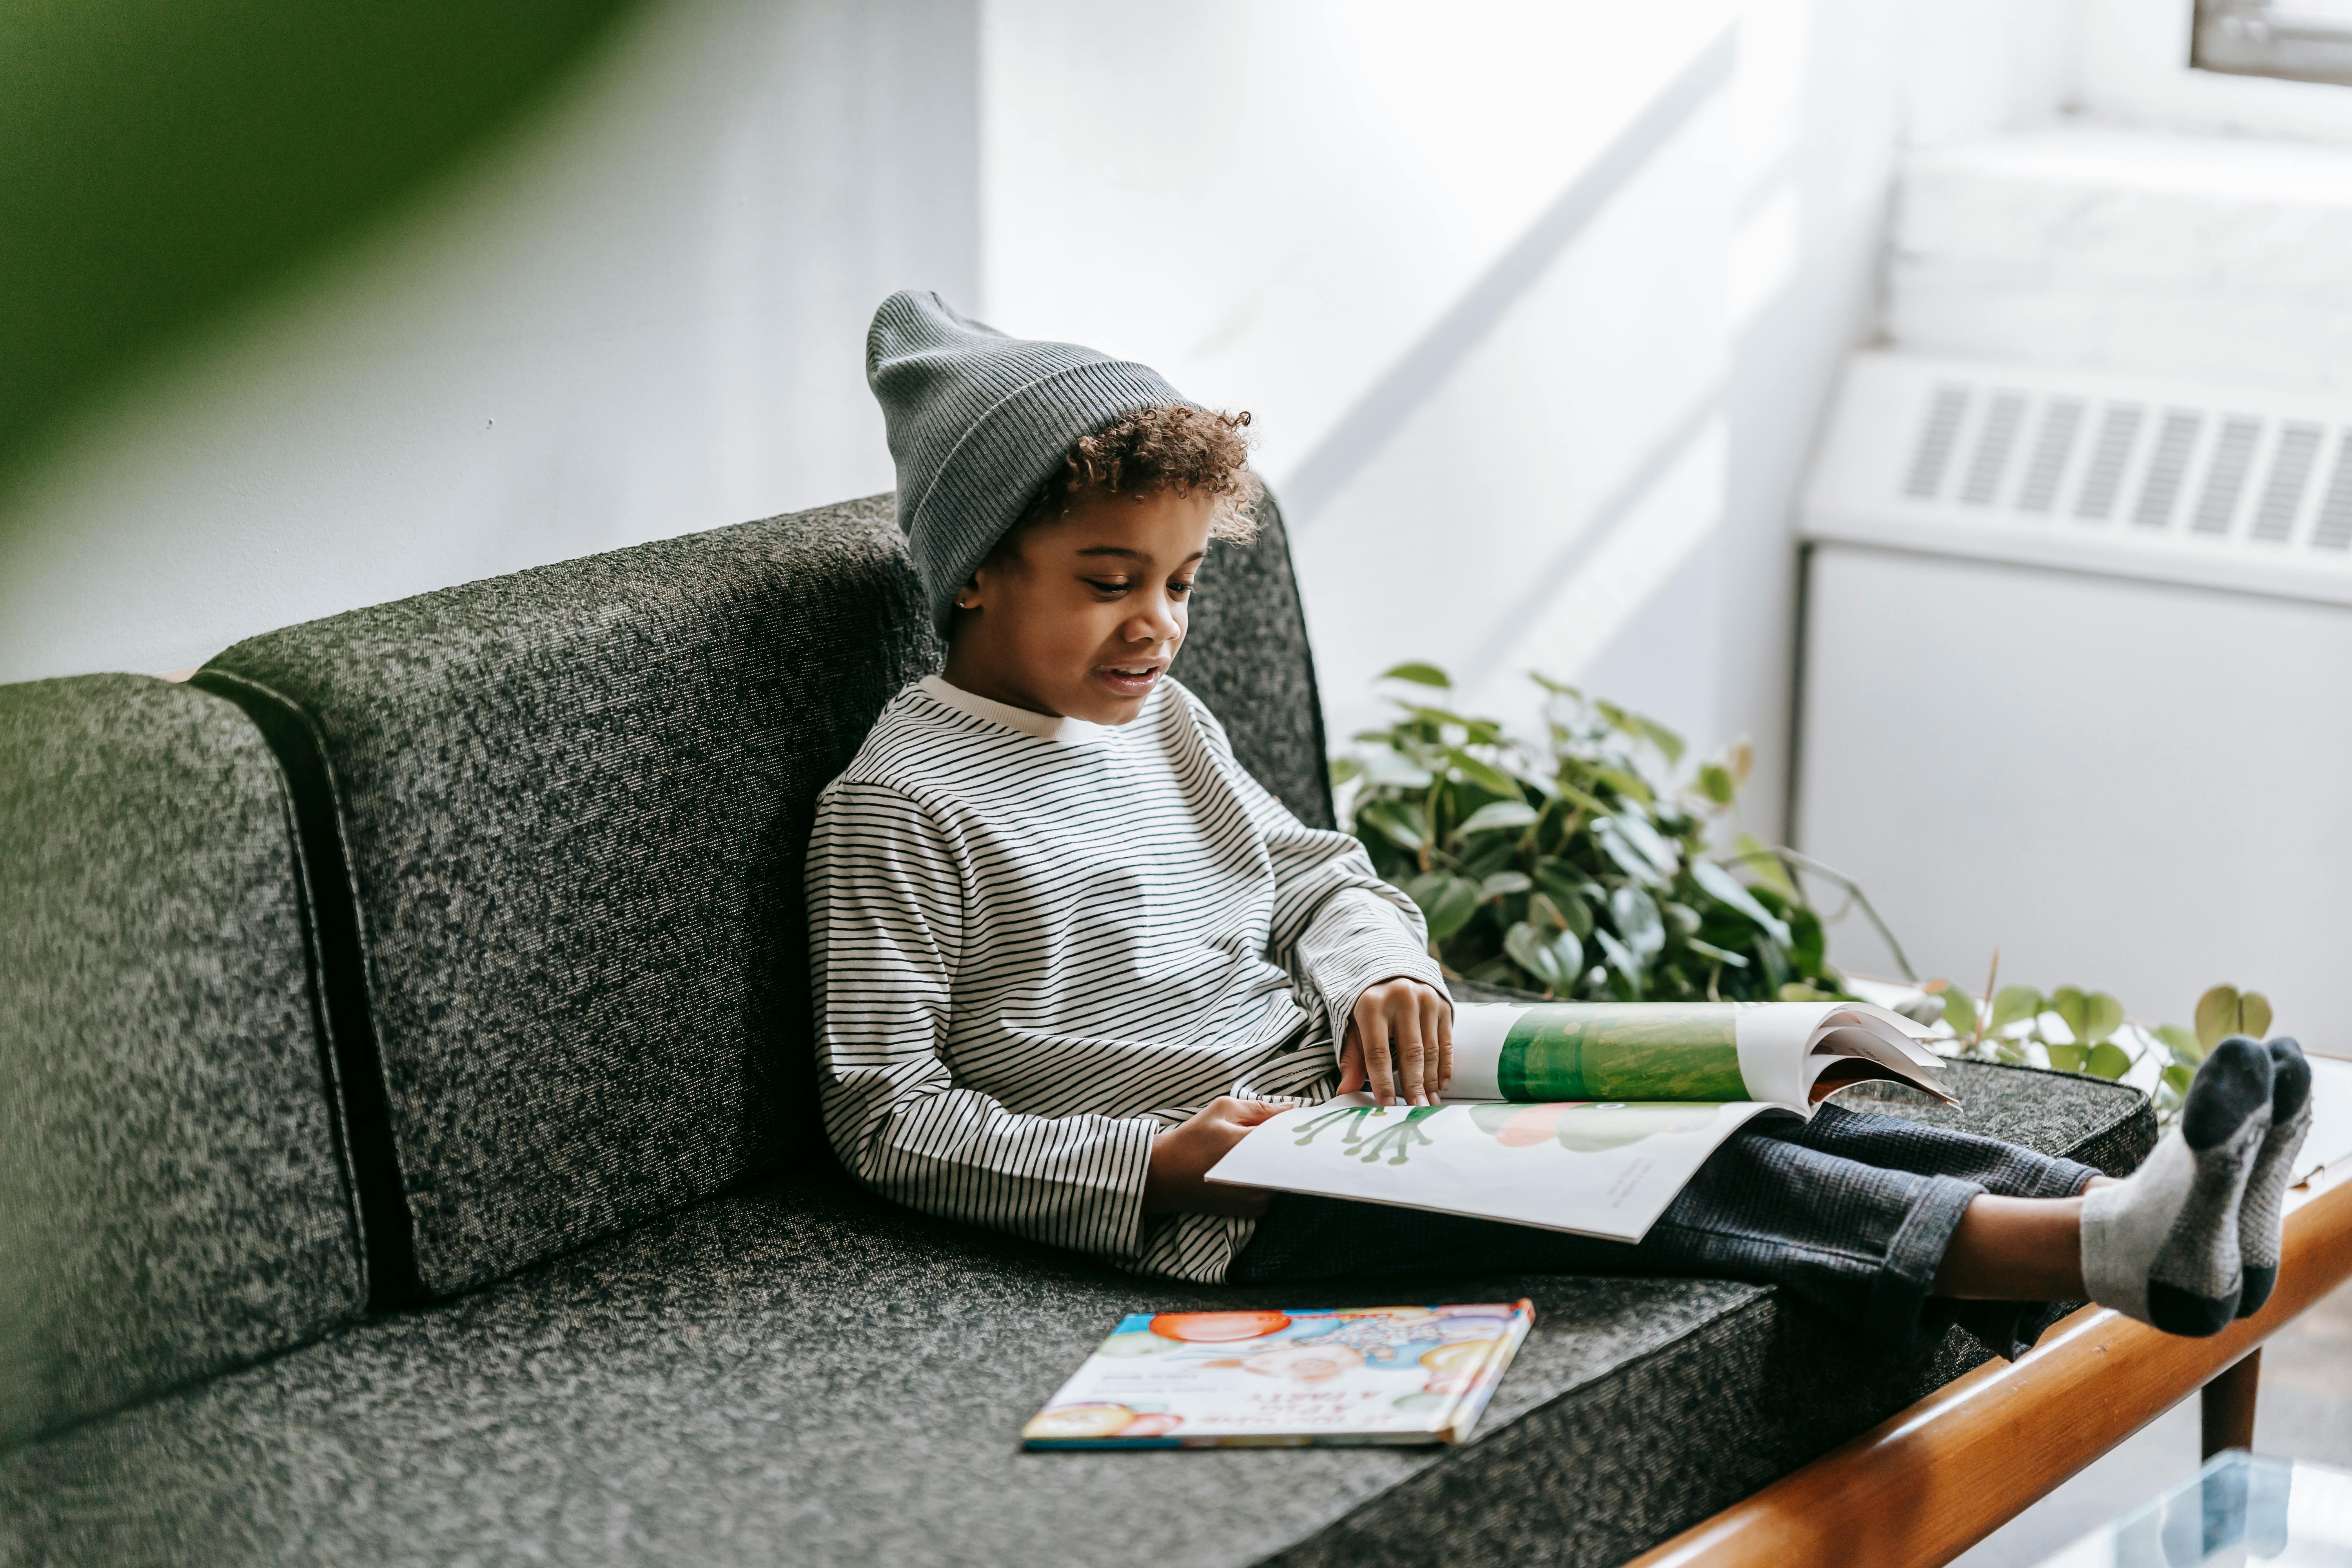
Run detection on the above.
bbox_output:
[1449,1002,1746,1103]
[1205,1093,1784,1244]
[1450,1001,1953,1111]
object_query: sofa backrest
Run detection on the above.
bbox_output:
[196,490,1331,1301]
[1176,492,1334,829]
[0,675,365,1446]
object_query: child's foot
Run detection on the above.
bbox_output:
[2081,1036,2272,1336]
[2236,1036,2312,1319]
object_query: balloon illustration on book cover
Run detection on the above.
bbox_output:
[1176,1306,1506,1403]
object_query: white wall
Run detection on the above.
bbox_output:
[981,0,1917,836]
[2,0,1949,860]
[0,0,977,684]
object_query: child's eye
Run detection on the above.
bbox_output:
[1169,580,1196,598]
[1084,578,1131,597]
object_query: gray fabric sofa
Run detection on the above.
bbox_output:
[0,494,2153,1566]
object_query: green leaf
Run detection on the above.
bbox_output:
[1589,814,1680,887]
[1446,749,1524,800]
[1532,861,1595,937]
[1356,799,1426,853]
[1547,777,1608,818]
[1457,800,1539,835]
[1463,719,1507,748]
[1593,927,1644,998]
[1405,872,1482,942]
[1504,921,1584,995]
[1989,985,2043,1033]
[1690,860,1791,946]
[2195,985,2241,1051]
[1590,764,1655,806]
[1528,670,1582,700]
[2155,1024,2204,1068]
[1329,755,1363,787]
[2087,1041,2133,1080]
[2050,987,2088,1042]
[1730,832,1797,900]
[1381,662,1452,688]
[1684,936,1750,968]
[2046,1040,2090,1073]
[1786,905,1827,978]
[1778,982,1834,1002]
[1593,700,1685,766]
[1479,870,1533,898]
[1696,762,1736,805]
[1941,985,1980,1038]
[1358,747,1434,789]
[1610,885,1666,960]
[2051,986,2124,1044]
[2243,991,2274,1040]
[2162,1062,2194,1095]
[1403,705,1486,732]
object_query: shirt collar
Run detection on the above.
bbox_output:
[918,675,1110,744]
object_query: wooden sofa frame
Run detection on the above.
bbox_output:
[1629,1158,2352,1566]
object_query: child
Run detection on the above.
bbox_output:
[809,290,2312,1359]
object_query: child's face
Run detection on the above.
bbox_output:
[947,486,1214,724]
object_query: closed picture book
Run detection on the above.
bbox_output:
[1206,1000,1955,1244]
[1022,1303,1535,1448]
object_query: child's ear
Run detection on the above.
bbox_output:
[953,572,983,613]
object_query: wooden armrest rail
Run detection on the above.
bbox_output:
[1624,1166,2352,1568]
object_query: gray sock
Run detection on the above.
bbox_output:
[2236,1036,2312,1318]
[2082,1036,2272,1336]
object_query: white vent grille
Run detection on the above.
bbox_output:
[1804,354,2352,606]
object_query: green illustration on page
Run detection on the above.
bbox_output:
[1495,1004,1744,1102]
[1203,999,1955,1243]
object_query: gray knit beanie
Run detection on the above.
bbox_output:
[865,290,1189,633]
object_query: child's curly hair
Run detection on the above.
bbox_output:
[1014,404,1260,543]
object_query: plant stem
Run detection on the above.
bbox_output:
[1976,947,1999,1050]
[1720,846,1918,982]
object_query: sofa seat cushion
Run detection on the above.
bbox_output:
[0,675,364,1447]
[0,1061,2148,1566]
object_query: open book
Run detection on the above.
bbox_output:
[1205,1000,1955,1245]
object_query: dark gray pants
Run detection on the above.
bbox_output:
[1229,1102,2098,1361]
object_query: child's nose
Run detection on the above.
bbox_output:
[1126,595,1180,644]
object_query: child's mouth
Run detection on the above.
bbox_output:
[1094,663,1164,697]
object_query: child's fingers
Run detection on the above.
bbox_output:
[1336,1037,1366,1096]
[1425,990,1454,1093]
[1394,1002,1428,1105]
[1354,993,1396,1105]
[1335,1016,1366,1093]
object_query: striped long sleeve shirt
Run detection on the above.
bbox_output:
[807,673,1443,1283]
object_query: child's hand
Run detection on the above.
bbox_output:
[1143,1096,1282,1217]
[1338,978,1454,1106]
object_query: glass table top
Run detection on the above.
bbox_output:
[2034,1452,2352,1568]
